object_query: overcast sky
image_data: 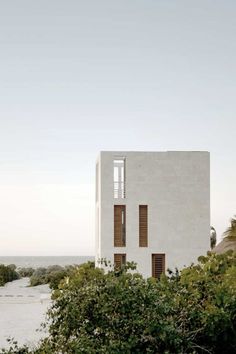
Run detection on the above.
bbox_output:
[0,0,235,255]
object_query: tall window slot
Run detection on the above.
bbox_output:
[96,163,99,202]
[114,158,125,198]
[114,254,126,269]
[152,254,165,279]
[114,205,126,247]
[139,205,148,247]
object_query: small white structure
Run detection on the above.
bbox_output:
[95,151,210,278]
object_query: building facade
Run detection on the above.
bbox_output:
[95,151,210,278]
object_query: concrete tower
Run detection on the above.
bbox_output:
[95,151,210,278]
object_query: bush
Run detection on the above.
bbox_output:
[0,264,19,286]
[29,265,77,289]
[29,267,47,286]
[18,267,35,278]
[39,253,236,353]
[45,265,68,290]
[2,255,236,353]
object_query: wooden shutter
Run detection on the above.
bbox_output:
[152,254,165,279]
[114,254,126,268]
[139,205,148,247]
[114,205,126,247]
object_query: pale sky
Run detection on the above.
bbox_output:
[0,0,235,255]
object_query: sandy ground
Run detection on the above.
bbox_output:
[0,278,51,350]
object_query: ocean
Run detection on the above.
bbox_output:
[0,256,94,268]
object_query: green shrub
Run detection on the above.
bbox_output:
[29,267,47,286]
[29,265,77,289]
[44,265,68,290]
[18,267,35,278]
[0,264,19,286]
[2,255,236,353]
[39,253,236,353]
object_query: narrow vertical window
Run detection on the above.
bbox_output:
[114,205,126,247]
[152,254,165,279]
[96,163,99,202]
[114,254,126,268]
[114,158,126,198]
[139,205,148,247]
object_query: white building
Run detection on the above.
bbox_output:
[95,151,210,278]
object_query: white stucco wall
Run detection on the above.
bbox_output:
[95,151,210,277]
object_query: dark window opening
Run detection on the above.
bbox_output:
[152,254,165,279]
[139,205,148,247]
[114,205,126,247]
[114,254,126,268]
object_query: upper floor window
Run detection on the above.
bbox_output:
[114,158,126,199]
[114,205,126,247]
[96,162,99,202]
[139,205,148,247]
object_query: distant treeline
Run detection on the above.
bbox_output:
[0,263,92,290]
[18,264,80,289]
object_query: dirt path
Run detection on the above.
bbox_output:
[0,278,51,349]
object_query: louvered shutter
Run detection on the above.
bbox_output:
[114,254,126,268]
[139,205,148,247]
[152,254,165,279]
[114,205,126,247]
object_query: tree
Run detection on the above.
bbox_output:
[2,255,236,353]
[223,216,236,239]
[0,264,19,286]
[39,255,236,353]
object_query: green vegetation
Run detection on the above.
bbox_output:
[16,264,79,289]
[0,264,19,286]
[223,216,236,240]
[18,267,35,278]
[29,264,77,289]
[2,253,236,354]
[0,264,72,289]
[0,262,78,292]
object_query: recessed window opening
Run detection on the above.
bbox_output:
[96,163,99,202]
[114,205,126,247]
[114,254,126,269]
[114,158,126,199]
[152,254,165,279]
[139,205,148,247]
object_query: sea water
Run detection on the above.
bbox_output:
[0,255,94,268]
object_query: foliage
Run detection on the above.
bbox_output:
[0,263,82,289]
[29,265,74,289]
[0,264,19,286]
[0,338,54,354]
[177,251,236,353]
[223,216,236,240]
[2,255,236,353]
[0,262,95,289]
[36,254,236,353]
[1,339,31,354]
[29,267,48,286]
[18,267,35,278]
